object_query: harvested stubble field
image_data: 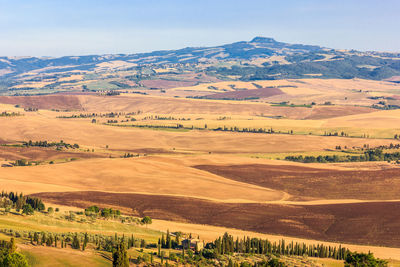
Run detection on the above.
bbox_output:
[0,95,83,110]
[0,145,106,161]
[3,110,398,153]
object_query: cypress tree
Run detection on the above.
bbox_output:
[41,233,46,245]
[83,232,89,251]
[72,234,80,249]
[161,234,166,248]
[112,242,129,267]
[34,232,39,245]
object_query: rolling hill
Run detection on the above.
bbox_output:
[1,37,400,96]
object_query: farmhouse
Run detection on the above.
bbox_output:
[182,238,204,251]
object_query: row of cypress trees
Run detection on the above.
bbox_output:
[212,233,349,260]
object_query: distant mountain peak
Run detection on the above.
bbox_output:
[250,37,277,43]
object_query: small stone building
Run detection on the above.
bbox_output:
[181,238,204,251]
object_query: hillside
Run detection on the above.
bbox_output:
[1,37,400,96]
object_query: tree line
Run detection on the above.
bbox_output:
[0,111,21,117]
[206,233,349,260]
[22,140,79,149]
[57,111,142,119]
[285,149,400,163]
[142,115,191,121]
[85,205,121,219]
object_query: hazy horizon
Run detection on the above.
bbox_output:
[0,0,399,57]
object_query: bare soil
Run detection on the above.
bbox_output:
[0,95,83,110]
[204,87,284,100]
[194,164,400,200]
[140,80,197,89]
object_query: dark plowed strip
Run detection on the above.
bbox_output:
[203,87,284,100]
[194,164,400,200]
[32,191,400,247]
[0,95,83,110]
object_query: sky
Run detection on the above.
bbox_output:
[0,0,399,56]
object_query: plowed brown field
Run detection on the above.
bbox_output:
[32,191,400,247]
[195,164,400,200]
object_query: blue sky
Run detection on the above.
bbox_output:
[0,0,398,56]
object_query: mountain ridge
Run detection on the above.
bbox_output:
[1,37,400,95]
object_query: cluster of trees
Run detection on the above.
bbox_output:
[22,140,79,149]
[13,159,32,166]
[323,131,349,137]
[108,123,187,130]
[58,111,141,119]
[84,205,121,219]
[226,258,285,267]
[142,115,191,121]
[345,252,387,267]
[1,228,147,255]
[30,231,67,248]
[271,102,312,108]
[24,107,38,112]
[0,238,28,267]
[105,90,121,96]
[285,149,400,163]
[375,143,400,149]
[213,126,285,134]
[188,251,386,267]
[121,153,139,158]
[159,230,179,249]
[0,111,21,117]
[1,191,45,214]
[217,116,232,121]
[206,233,349,260]
[113,241,129,267]
[372,103,400,110]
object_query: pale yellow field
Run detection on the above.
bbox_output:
[171,78,400,94]
[2,111,398,154]
[170,78,400,106]
[324,108,400,129]
[96,60,137,70]
[0,156,285,202]
[102,107,400,138]
[12,81,54,89]
[58,74,84,82]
